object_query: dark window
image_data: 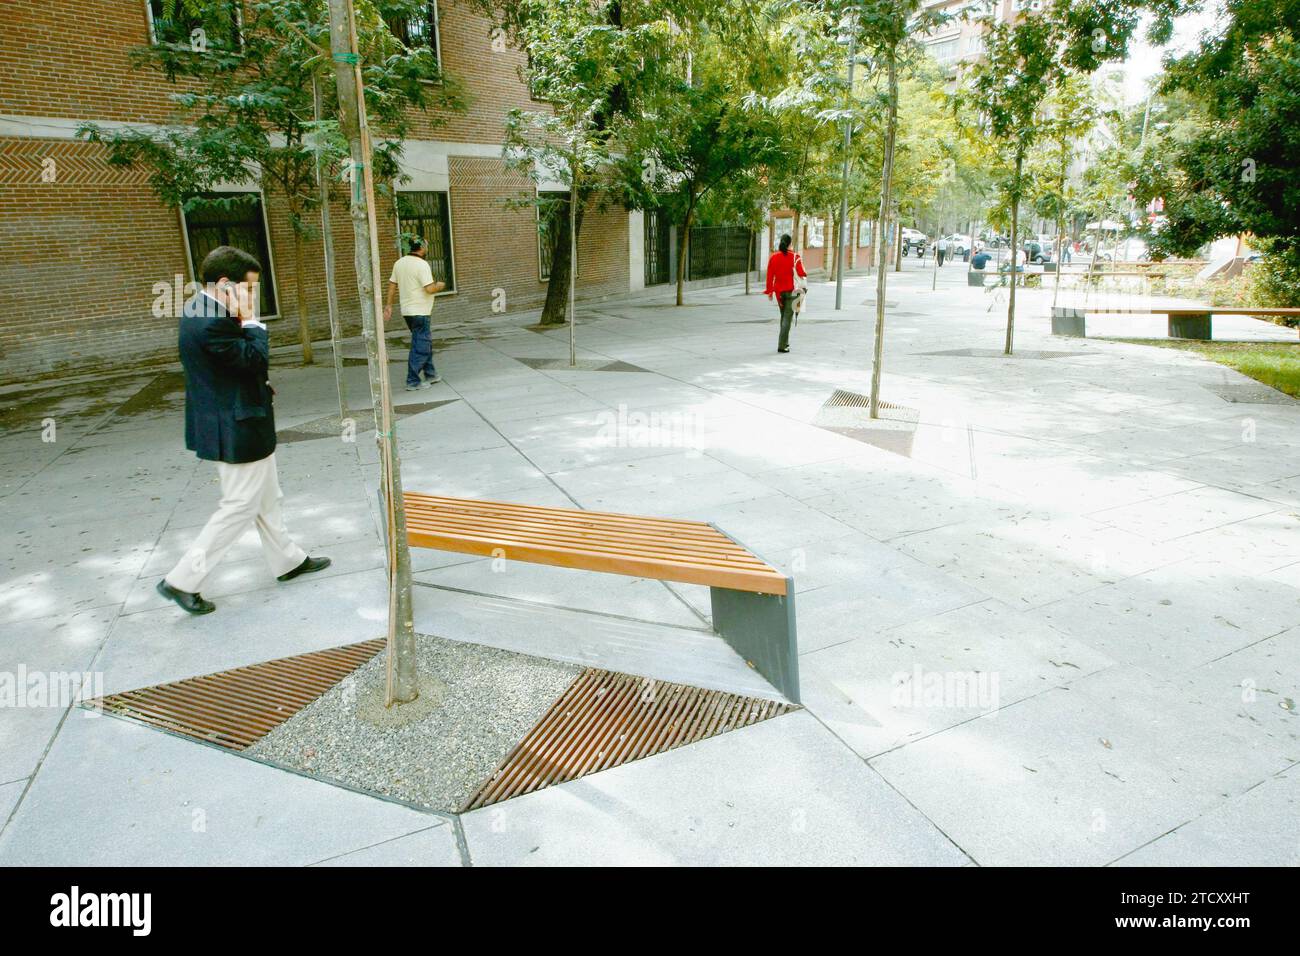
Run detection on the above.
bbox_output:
[644,209,670,286]
[686,225,754,281]
[395,191,455,292]
[537,191,572,281]
[147,0,240,49]
[182,192,278,317]
[385,1,441,67]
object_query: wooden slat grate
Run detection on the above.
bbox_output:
[87,639,385,751]
[404,492,788,596]
[465,669,796,810]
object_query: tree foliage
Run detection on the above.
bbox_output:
[1133,0,1300,304]
[80,0,464,358]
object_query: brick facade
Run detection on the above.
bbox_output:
[0,0,630,384]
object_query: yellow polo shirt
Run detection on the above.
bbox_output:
[390,255,436,317]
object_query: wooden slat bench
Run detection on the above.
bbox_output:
[1052,305,1300,340]
[397,492,800,701]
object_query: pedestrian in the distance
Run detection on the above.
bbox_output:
[384,237,445,391]
[936,235,949,267]
[764,233,807,354]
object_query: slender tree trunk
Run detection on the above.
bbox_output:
[291,230,314,364]
[745,226,752,295]
[540,189,587,325]
[1051,141,1068,309]
[870,50,898,420]
[568,140,579,367]
[327,0,417,705]
[1005,150,1024,356]
[674,190,696,307]
[314,75,347,419]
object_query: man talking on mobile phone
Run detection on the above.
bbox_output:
[156,245,330,615]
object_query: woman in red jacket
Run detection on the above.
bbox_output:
[764,233,807,353]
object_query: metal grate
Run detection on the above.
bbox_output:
[918,348,1087,359]
[1203,383,1297,405]
[514,357,649,373]
[824,389,909,411]
[465,669,795,810]
[88,639,385,751]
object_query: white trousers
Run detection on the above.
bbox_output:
[165,452,306,594]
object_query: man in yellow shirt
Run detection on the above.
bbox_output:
[383,237,446,391]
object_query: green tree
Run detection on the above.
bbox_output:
[1025,71,1109,302]
[961,7,1059,355]
[619,4,792,306]
[1133,0,1300,304]
[480,0,680,329]
[852,0,946,413]
[81,0,463,364]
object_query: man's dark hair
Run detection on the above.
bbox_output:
[406,237,425,254]
[778,233,792,253]
[200,245,262,284]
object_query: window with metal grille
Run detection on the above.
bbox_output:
[384,0,441,68]
[686,225,753,281]
[644,209,670,286]
[181,191,278,317]
[146,0,241,49]
[395,191,455,292]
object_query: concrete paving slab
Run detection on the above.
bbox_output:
[895,513,1187,609]
[461,711,971,866]
[309,825,462,866]
[1089,485,1280,542]
[94,568,390,694]
[416,558,704,629]
[870,665,1293,866]
[0,714,441,866]
[1032,559,1300,676]
[1114,766,1299,866]
[411,585,775,699]
[800,598,1118,758]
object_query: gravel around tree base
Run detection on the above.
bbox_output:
[247,634,582,813]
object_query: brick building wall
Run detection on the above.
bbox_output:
[0,0,631,385]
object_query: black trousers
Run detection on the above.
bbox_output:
[778,291,796,350]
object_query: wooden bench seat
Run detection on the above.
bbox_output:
[1052,305,1300,340]
[399,492,800,700]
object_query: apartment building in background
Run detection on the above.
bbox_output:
[0,0,676,384]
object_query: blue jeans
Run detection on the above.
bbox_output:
[404,315,436,386]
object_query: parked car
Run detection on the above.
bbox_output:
[1109,237,1148,262]
[1022,240,1054,264]
[900,228,928,256]
[942,233,973,256]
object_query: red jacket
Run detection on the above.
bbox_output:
[765,250,807,296]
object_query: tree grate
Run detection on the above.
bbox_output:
[86,640,385,751]
[465,668,795,810]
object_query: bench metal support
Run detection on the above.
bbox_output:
[1168,312,1212,340]
[1052,306,1087,337]
[710,581,800,703]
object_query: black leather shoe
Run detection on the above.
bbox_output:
[277,556,331,582]
[156,579,215,615]
[778,346,790,353]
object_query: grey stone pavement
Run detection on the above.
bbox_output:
[1,258,1298,866]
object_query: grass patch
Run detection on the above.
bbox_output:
[1114,339,1300,398]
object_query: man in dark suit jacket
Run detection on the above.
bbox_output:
[157,246,329,614]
